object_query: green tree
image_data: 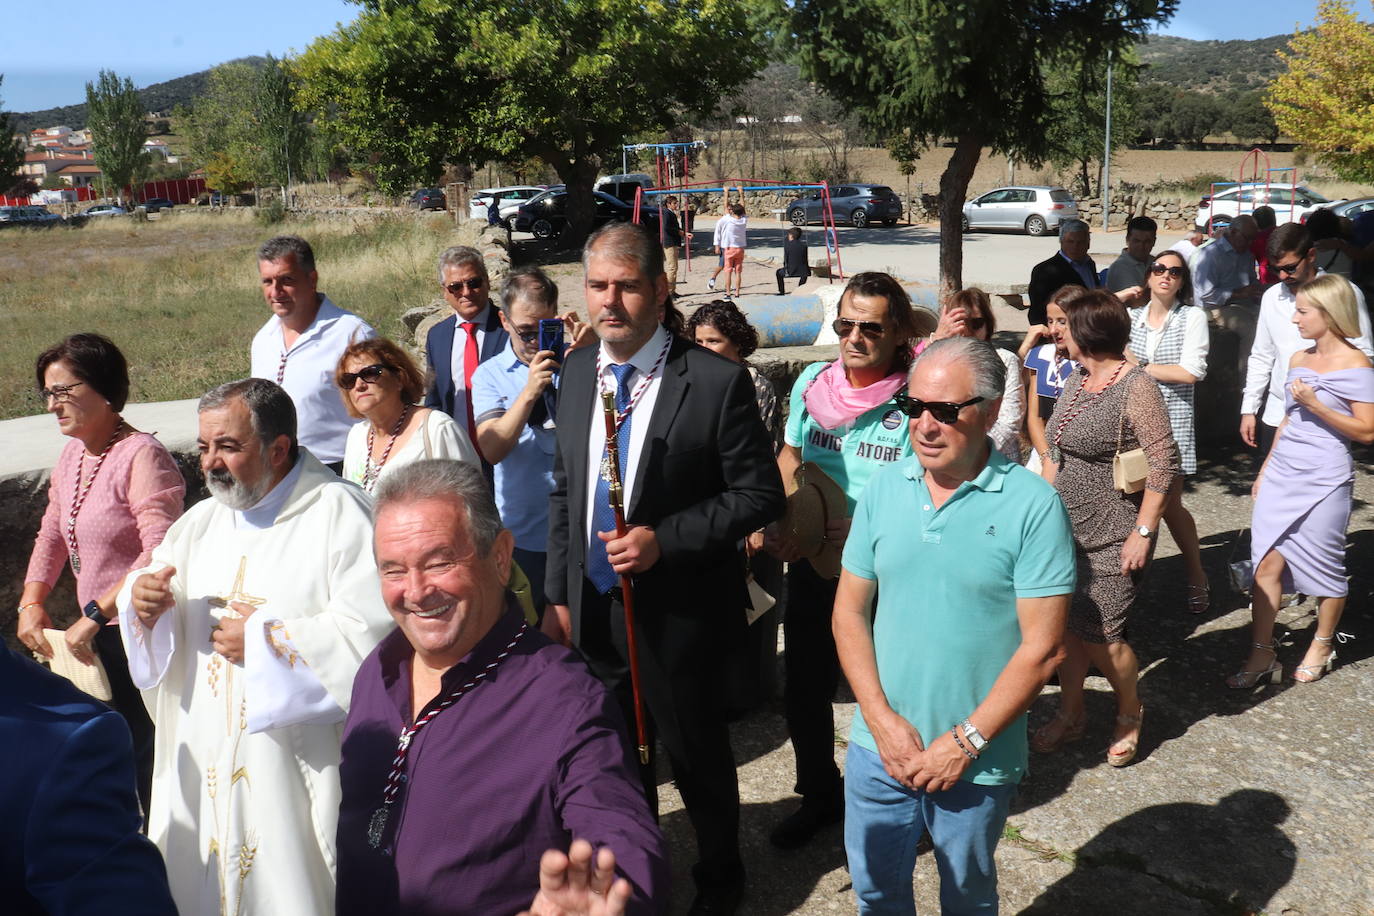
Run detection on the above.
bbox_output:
[1168,91,1218,148]
[254,55,310,191]
[1225,90,1279,146]
[85,70,149,204]
[786,0,1175,297]
[1045,53,1141,198]
[1,75,26,196]
[1268,0,1374,182]
[296,0,766,244]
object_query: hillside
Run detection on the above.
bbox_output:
[10,57,268,132]
[1135,33,1292,92]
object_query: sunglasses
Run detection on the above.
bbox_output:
[1271,261,1303,277]
[38,381,86,403]
[893,391,984,424]
[832,317,889,340]
[339,363,391,390]
[513,328,540,344]
[445,278,486,294]
[1149,263,1184,279]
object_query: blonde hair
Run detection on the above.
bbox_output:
[1296,274,1360,340]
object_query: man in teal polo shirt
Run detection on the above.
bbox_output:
[835,336,1074,913]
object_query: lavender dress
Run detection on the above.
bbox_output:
[1252,367,1374,596]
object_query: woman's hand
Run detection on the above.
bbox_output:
[1251,470,1263,500]
[932,307,969,341]
[1290,377,1319,411]
[1120,530,1152,574]
[1019,324,1049,359]
[64,615,102,666]
[18,604,54,659]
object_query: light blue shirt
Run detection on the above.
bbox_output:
[841,449,1076,785]
[1192,237,1257,308]
[470,343,557,551]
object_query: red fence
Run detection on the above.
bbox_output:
[127,178,207,205]
[0,187,98,206]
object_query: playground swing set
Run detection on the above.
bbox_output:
[1203,147,1300,233]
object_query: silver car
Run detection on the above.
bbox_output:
[962,186,1078,236]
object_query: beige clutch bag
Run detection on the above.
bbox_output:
[1112,408,1148,494]
[40,627,113,701]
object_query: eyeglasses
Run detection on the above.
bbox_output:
[832,317,889,340]
[513,328,540,344]
[444,278,486,295]
[893,391,984,424]
[339,364,391,390]
[38,381,85,403]
[1149,263,1184,279]
[1271,260,1304,276]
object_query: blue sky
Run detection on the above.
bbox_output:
[1,0,1368,113]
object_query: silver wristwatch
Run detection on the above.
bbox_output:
[960,719,988,753]
[1137,525,1156,538]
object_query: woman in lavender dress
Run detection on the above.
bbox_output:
[1229,275,1374,687]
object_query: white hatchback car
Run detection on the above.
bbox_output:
[468,186,546,224]
[1196,184,1340,229]
[962,186,1078,236]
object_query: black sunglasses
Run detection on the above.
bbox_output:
[340,363,391,390]
[1271,260,1304,276]
[893,390,984,424]
[833,317,889,340]
[513,328,540,344]
[1149,263,1184,279]
[445,278,485,294]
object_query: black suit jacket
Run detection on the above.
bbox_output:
[0,647,177,915]
[422,305,510,417]
[1027,252,1098,325]
[547,335,785,675]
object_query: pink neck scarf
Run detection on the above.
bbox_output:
[803,359,906,431]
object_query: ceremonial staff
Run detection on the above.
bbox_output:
[600,389,651,765]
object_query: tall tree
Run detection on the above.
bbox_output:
[254,55,311,192]
[1268,0,1374,182]
[85,70,148,204]
[1,75,26,196]
[786,0,1175,297]
[296,0,766,244]
[1045,53,1142,198]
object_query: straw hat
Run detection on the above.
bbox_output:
[780,462,848,580]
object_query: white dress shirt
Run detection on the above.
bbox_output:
[1242,271,1374,426]
[583,325,671,543]
[1192,239,1257,309]
[448,304,491,425]
[250,295,375,464]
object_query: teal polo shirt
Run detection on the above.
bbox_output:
[841,449,1076,785]
[784,361,912,511]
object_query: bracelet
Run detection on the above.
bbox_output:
[950,727,978,762]
[19,602,43,612]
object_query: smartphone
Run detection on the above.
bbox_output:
[537,318,566,361]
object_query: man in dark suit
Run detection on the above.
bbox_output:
[1,645,177,915]
[423,245,511,461]
[546,222,786,915]
[1026,218,1097,325]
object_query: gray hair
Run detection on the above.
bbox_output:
[437,246,488,284]
[582,221,664,279]
[499,265,559,316]
[372,459,503,556]
[910,337,1005,410]
[199,378,299,461]
[1059,219,1089,237]
[258,235,316,273]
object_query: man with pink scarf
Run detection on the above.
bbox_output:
[765,272,935,850]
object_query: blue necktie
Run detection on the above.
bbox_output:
[587,364,636,594]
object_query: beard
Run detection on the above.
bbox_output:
[206,464,274,510]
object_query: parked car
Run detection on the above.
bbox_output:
[787,184,903,228]
[82,203,128,217]
[1323,197,1374,220]
[137,197,176,213]
[962,186,1078,236]
[0,205,63,227]
[409,187,448,211]
[468,185,545,223]
[595,173,656,204]
[513,186,660,239]
[1196,183,1338,229]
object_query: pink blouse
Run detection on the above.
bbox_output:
[25,432,186,614]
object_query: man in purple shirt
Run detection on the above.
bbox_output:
[335,458,668,916]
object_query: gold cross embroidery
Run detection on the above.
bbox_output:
[209,557,266,618]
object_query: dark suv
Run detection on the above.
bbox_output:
[787,184,903,228]
[514,187,660,239]
[409,187,447,210]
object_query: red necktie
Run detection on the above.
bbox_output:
[461,321,483,460]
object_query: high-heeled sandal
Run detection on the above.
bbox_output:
[1187,582,1210,614]
[1226,641,1281,689]
[1107,705,1144,768]
[1292,633,1350,683]
[1029,711,1086,754]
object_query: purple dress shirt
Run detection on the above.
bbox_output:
[336,605,668,915]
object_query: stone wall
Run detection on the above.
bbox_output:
[1076,193,1200,231]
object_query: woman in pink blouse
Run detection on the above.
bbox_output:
[17,333,185,810]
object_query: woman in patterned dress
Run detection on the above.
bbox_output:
[1032,291,1181,767]
[1126,250,1212,612]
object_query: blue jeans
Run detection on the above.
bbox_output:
[844,743,1015,915]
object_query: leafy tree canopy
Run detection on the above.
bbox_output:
[1268,0,1374,183]
[1,75,26,196]
[85,70,148,204]
[1045,52,1142,197]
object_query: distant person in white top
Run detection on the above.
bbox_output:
[250,235,375,472]
[335,336,478,494]
[1193,214,1263,378]
[1105,216,1157,307]
[1241,222,1374,466]
[1169,225,1208,263]
[715,187,749,300]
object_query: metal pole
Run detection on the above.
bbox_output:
[1101,48,1113,234]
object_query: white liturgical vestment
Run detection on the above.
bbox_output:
[118,452,392,916]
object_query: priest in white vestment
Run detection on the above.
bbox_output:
[119,379,392,916]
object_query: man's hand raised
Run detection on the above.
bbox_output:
[131,566,177,628]
[520,840,632,916]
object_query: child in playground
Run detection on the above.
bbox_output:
[776,227,811,294]
[714,186,748,299]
